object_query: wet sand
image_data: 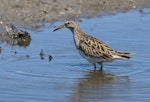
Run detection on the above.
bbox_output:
[0,0,150,30]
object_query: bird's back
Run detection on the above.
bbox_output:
[76,32,132,61]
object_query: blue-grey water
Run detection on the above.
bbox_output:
[0,9,150,102]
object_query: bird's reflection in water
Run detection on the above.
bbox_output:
[73,70,130,102]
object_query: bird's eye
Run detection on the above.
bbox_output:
[67,22,70,25]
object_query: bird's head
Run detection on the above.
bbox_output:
[53,19,78,31]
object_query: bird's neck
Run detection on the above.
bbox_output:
[69,26,84,49]
[69,26,83,36]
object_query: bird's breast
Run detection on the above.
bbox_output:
[73,34,80,48]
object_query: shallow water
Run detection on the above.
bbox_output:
[0,8,150,102]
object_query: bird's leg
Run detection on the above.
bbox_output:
[98,62,103,70]
[100,64,103,70]
[93,63,96,70]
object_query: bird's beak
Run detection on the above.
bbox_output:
[53,24,65,31]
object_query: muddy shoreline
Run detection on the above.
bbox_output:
[0,0,150,30]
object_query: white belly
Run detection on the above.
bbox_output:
[77,49,103,64]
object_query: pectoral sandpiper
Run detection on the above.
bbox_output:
[53,19,133,70]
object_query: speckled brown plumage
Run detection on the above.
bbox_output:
[53,19,133,70]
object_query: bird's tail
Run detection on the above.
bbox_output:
[115,51,134,59]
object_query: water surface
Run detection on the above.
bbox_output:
[0,9,150,102]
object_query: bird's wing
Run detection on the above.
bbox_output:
[78,34,115,60]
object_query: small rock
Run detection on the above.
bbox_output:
[49,55,53,61]
[0,46,2,53]
[26,54,30,58]
[39,49,44,59]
